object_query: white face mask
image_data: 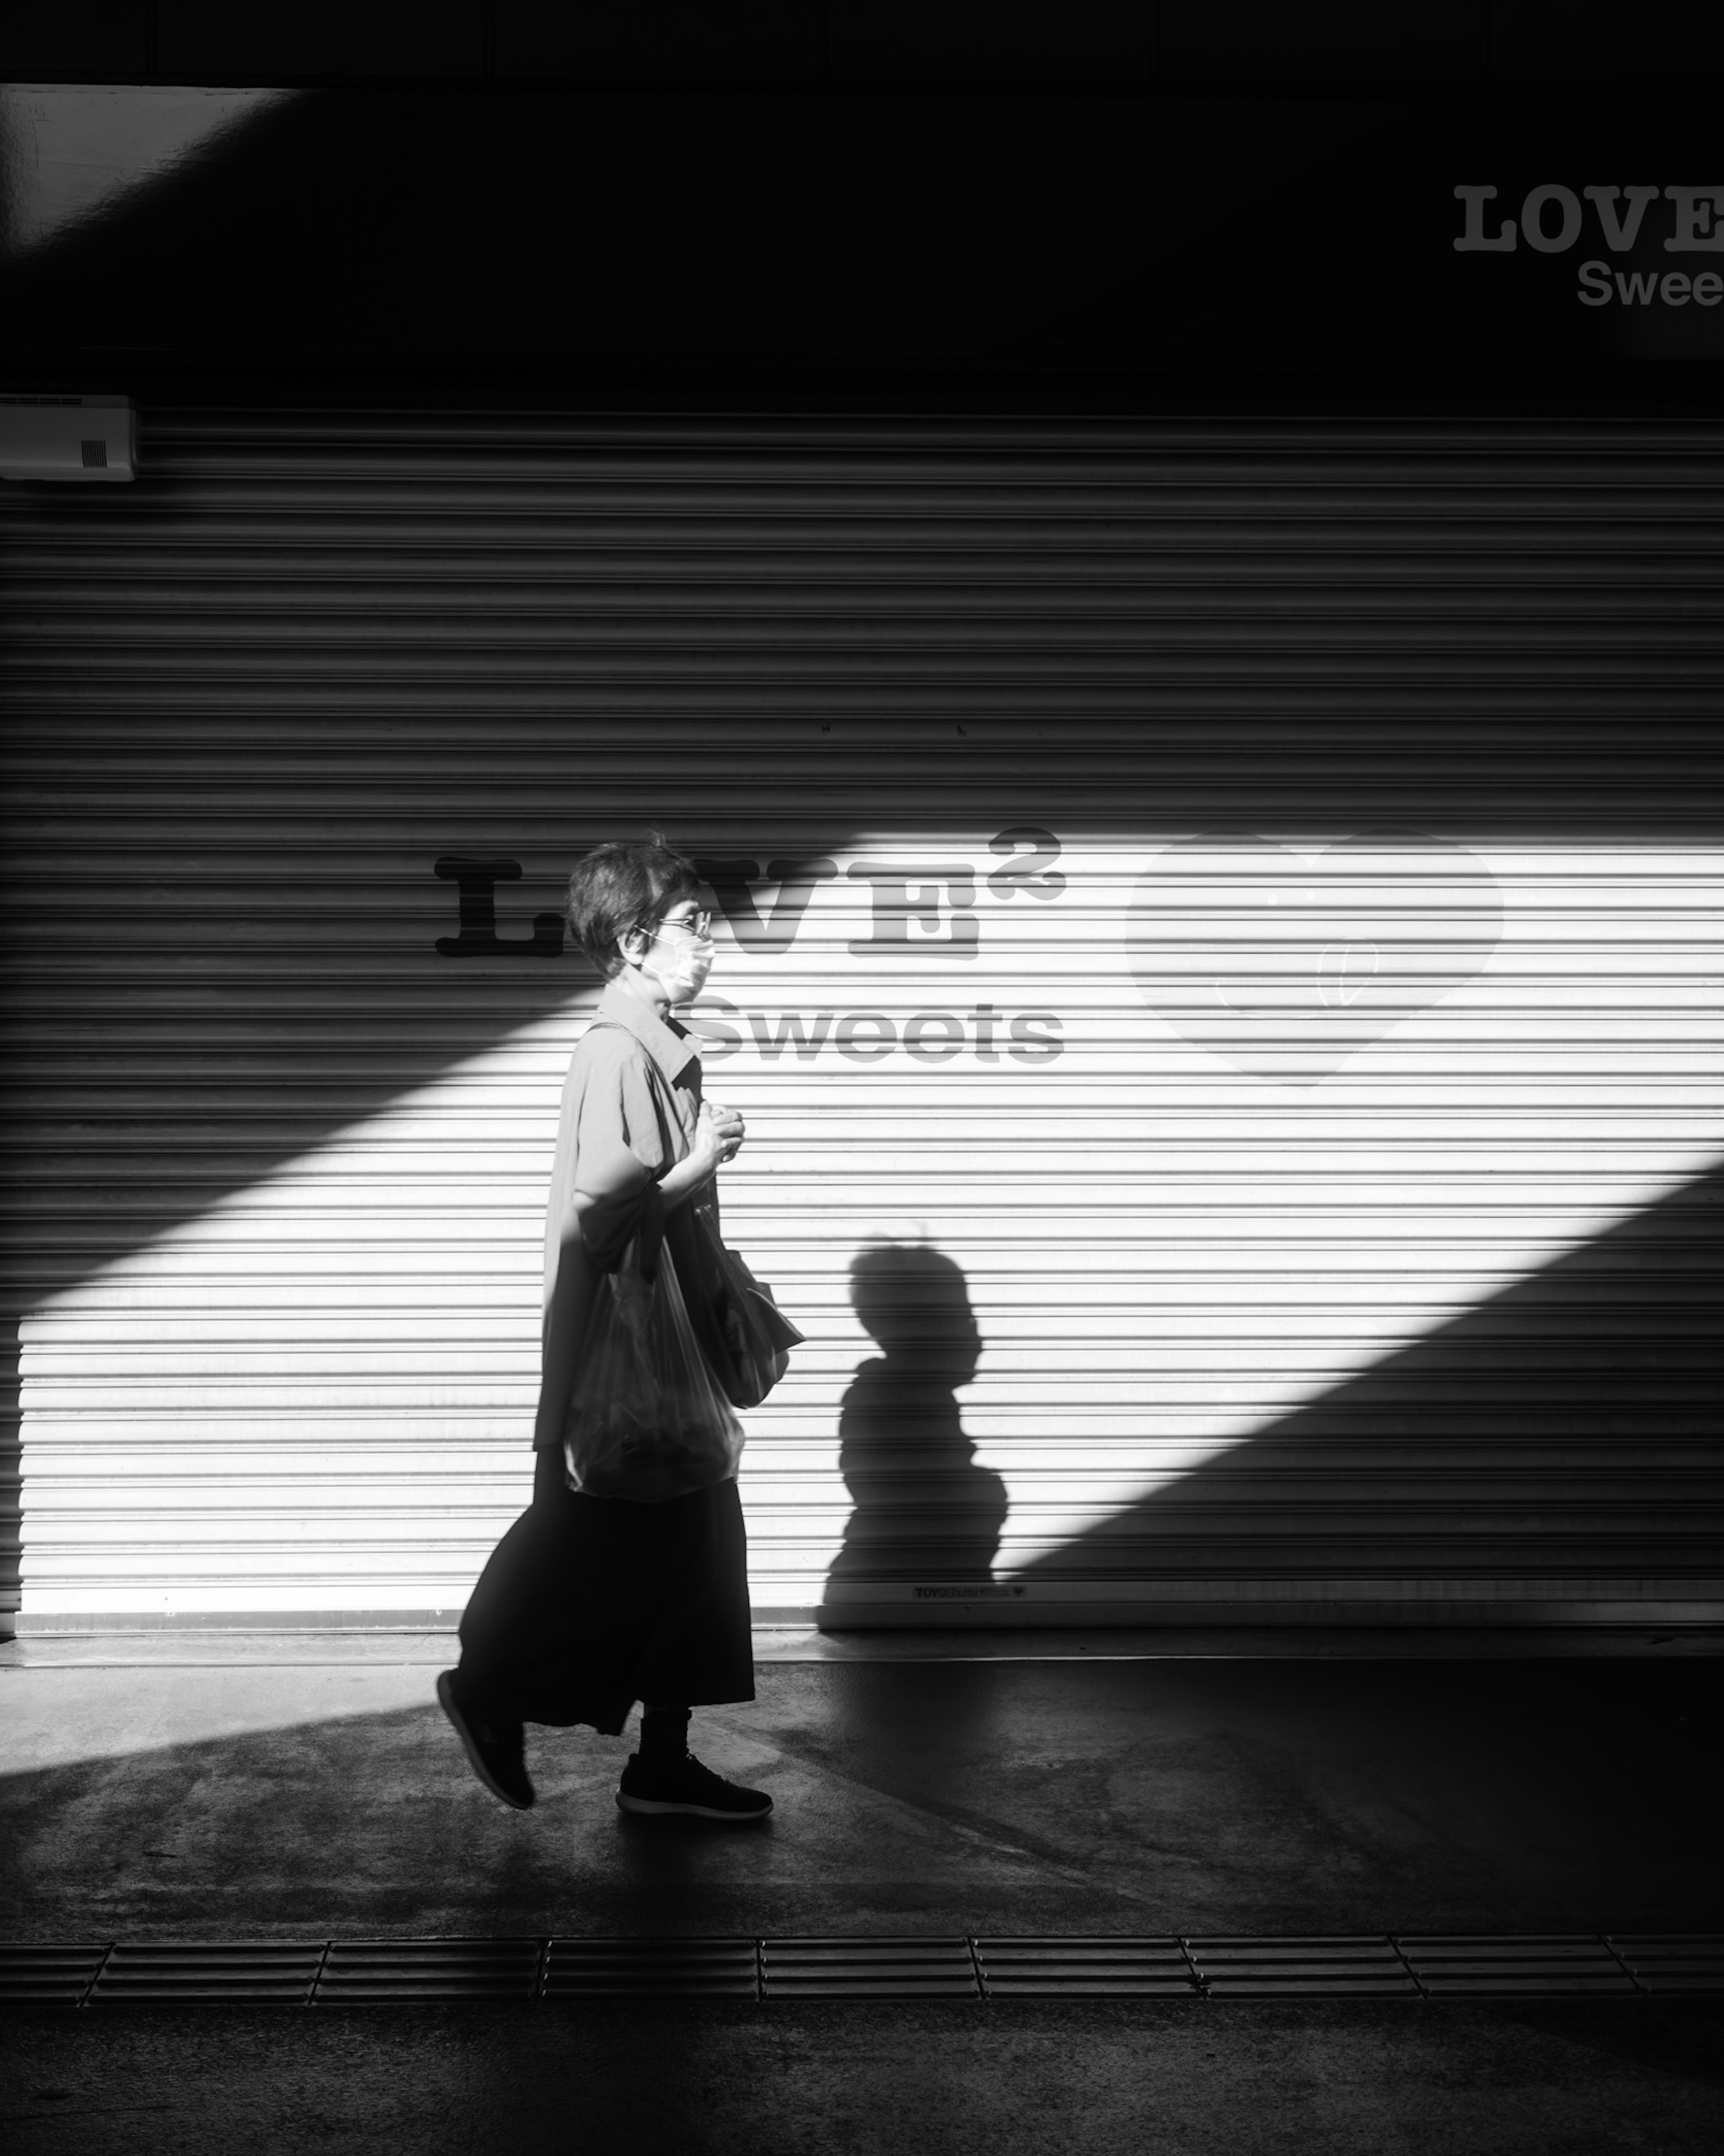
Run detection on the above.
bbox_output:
[639,924,712,1006]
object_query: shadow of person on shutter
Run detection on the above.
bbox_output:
[819,1244,1006,1625]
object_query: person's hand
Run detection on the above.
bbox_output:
[705,1100,745,1163]
[690,1099,745,1177]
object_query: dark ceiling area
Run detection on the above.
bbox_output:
[4,85,1724,400]
[6,0,1724,94]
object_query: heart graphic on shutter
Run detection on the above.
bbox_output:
[1127,830,1504,1085]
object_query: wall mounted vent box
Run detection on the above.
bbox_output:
[0,395,135,480]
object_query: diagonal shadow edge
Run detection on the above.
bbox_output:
[6,924,1722,1628]
[4,825,1720,1627]
[3,1671,1724,1943]
[0,86,301,263]
[1006,1158,1724,1617]
[6,381,1723,1625]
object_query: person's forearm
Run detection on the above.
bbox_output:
[656,1152,717,1211]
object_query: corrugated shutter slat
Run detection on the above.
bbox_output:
[2,411,1720,1627]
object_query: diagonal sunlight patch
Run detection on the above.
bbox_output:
[985,1151,1724,1588]
[0,1663,440,1779]
[0,85,297,256]
[18,834,1724,1621]
[21,994,600,1618]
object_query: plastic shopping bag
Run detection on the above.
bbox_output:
[562,1237,746,1503]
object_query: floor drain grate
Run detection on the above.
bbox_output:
[543,1939,760,1998]
[761,1938,981,1999]
[1605,1936,1724,1995]
[974,1938,1193,1997]
[92,1943,325,2006]
[1184,1937,1421,1999]
[317,1939,542,2002]
[4,1933,1720,2006]
[1398,1937,1641,1997]
[0,1945,110,2007]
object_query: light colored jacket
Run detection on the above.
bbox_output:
[534,979,704,1447]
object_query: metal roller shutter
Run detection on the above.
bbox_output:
[2,410,1720,1630]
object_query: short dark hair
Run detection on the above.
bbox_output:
[566,835,704,978]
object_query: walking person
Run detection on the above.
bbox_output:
[438,836,774,1821]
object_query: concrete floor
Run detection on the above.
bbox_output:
[3,1635,1722,2152]
[1,1641,1720,1939]
[6,1998,1724,2156]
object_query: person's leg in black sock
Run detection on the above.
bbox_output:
[617,1702,771,1820]
[638,1702,691,1762]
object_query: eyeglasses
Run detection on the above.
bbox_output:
[644,908,713,944]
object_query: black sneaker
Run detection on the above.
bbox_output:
[616,1751,773,1821]
[436,1668,534,1810]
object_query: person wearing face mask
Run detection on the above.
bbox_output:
[438,836,772,1821]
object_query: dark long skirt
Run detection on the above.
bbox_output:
[456,1447,755,1735]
